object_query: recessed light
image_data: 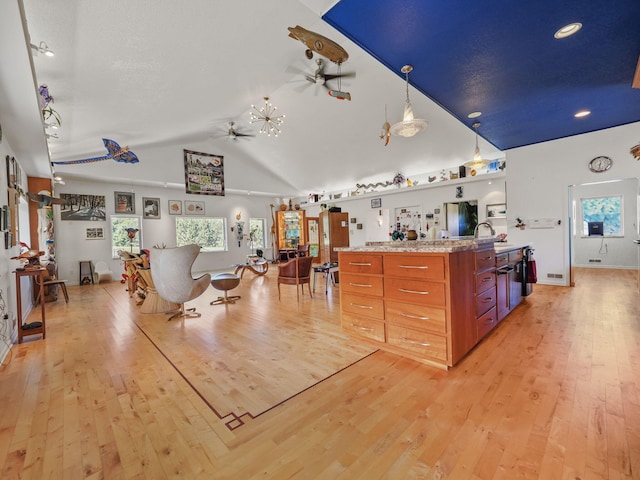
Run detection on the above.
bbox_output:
[554,22,582,39]
[574,110,591,118]
[467,111,482,118]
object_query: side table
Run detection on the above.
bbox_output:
[15,268,46,343]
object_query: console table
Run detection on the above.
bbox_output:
[15,268,46,343]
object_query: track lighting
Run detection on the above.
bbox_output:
[30,41,54,57]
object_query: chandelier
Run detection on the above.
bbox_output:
[249,97,285,137]
[390,65,428,138]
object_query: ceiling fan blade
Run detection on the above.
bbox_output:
[633,55,640,89]
[304,75,317,84]
[324,71,356,82]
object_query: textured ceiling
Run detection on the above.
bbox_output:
[325,0,640,150]
[3,0,638,196]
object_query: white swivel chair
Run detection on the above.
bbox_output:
[151,244,211,321]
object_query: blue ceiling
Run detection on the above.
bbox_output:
[324,0,640,150]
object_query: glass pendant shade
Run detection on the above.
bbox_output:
[390,65,428,138]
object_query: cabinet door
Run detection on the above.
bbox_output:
[496,269,510,321]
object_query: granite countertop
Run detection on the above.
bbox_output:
[336,237,498,253]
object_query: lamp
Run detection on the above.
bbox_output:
[30,41,54,57]
[390,65,428,137]
[464,122,490,169]
[249,97,285,137]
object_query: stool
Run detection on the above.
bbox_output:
[210,273,241,305]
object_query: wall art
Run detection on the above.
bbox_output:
[114,191,135,214]
[168,200,182,215]
[185,200,205,215]
[184,149,224,196]
[60,193,106,221]
[142,197,161,219]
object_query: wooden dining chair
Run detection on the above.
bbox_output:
[277,256,313,301]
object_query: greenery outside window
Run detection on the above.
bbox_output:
[248,218,266,251]
[111,216,142,258]
[581,195,623,236]
[176,217,227,252]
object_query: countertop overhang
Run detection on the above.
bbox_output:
[336,238,531,254]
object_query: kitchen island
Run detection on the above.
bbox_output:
[337,239,530,369]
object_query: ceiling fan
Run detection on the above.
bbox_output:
[223,121,255,141]
[296,58,355,100]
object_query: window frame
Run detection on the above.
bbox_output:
[175,216,228,252]
[110,215,143,259]
[580,194,624,238]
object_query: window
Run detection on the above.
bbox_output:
[111,216,142,258]
[581,195,622,236]
[248,218,266,250]
[176,217,226,252]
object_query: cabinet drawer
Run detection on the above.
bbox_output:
[339,254,383,274]
[475,249,496,272]
[340,273,383,296]
[385,299,446,334]
[475,270,496,294]
[476,286,497,317]
[383,255,445,280]
[384,277,446,307]
[495,253,508,268]
[387,325,447,361]
[342,313,386,342]
[477,307,498,340]
[509,250,524,264]
[342,292,384,320]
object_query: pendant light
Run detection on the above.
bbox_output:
[464,122,489,169]
[390,65,428,138]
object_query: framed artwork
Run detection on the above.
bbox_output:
[85,227,104,240]
[486,203,507,219]
[142,197,161,219]
[60,193,106,221]
[5,155,15,188]
[183,149,225,196]
[371,198,382,208]
[168,200,182,215]
[115,191,135,213]
[185,200,205,215]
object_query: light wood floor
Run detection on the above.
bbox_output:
[0,267,638,479]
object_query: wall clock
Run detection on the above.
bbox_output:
[588,156,613,173]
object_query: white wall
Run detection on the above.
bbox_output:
[55,178,280,284]
[301,172,507,246]
[572,178,638,268]
[506,122,640,285]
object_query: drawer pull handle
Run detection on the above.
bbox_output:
[400,313,430,321]
[349,282,372,288]
[398,265,429,269]
[481,277,492,282]
[482,297,494,303]
[352,324,374,332]
[350,303,373,309]
[482,318,495,325]
[399,288,429,295]
[400,337,431,347]
[349,262,372,266]
[482,256,493,260]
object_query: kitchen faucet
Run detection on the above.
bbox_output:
[474,222,496,238]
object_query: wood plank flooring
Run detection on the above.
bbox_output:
[0,267,638,479]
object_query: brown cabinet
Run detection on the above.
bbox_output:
[319,211,349,265]
[339,250,476,369]
[276,210,305,251]
[474,245,497,340]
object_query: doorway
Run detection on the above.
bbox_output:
[568,177,640,287]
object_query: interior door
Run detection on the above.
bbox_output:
[306,217,319,262]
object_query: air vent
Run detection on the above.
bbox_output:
[546,273,564,279]
[588,259,602,263]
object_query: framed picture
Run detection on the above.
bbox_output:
[5,155,14,188]
[371,198,382,208]
[142,197,161,219]
[185,200,205,215]
[168,200,182,215]
[183,149,225,196]
[60,193,106,221]
[486,203,507,219]
[115,191,135,214]
[85,227,104,240]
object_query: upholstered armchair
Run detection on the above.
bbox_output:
[151,244,211,320]
[277,255,314,301]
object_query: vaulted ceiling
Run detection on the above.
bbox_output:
[1,0,638,196]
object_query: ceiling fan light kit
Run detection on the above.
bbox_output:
[249,97,285,137]
[390,65,428,138]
